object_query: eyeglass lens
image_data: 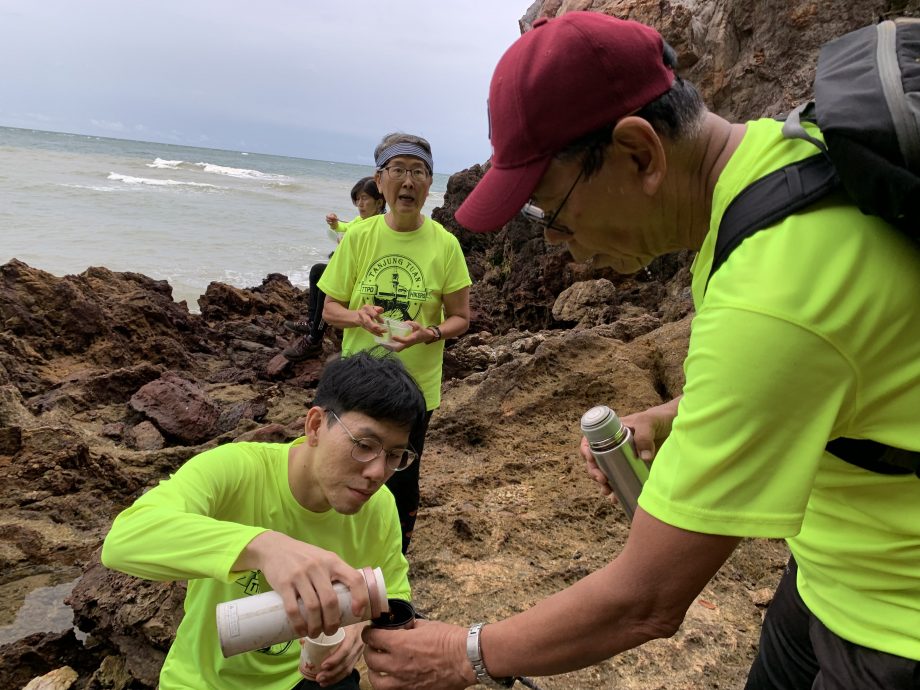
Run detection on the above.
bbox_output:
[329,410,416,470]
[385,166,428,181]
[522,168,583,234]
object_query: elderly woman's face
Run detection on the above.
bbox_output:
[375,155,431,216]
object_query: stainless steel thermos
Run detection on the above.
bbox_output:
[580,405,650,520]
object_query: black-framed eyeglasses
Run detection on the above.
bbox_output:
[520,168,584,236]
[379,166,430,182]
[329,410,417,471]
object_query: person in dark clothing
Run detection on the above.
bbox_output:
[283,177,385,361]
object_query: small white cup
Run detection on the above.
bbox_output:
[373,317,412,344]
[300,627,346,678]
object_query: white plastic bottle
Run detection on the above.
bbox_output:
[216,566,387,657]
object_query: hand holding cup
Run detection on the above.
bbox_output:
[300,627,346,679]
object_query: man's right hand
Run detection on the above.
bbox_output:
[355,305,386,336]
[326,213,339,229]
[235,531,370,638]
[581,397,681,498]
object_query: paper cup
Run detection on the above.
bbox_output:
[300,627,346,678]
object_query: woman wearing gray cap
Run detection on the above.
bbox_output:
[317,131,472,554]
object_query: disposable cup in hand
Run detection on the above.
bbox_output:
[300,627,346,679]
[373,317,412,344]
[385,318,412,338]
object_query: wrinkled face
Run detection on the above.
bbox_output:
[374,155,431,217]
[311,410,410,515]
[529,156,660,274]
[355,191,384,219]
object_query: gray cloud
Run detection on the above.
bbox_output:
[0,0,526,173]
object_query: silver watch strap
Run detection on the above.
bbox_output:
[466,622,514,688]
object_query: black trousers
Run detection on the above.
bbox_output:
[385,410,432,554]
[745,557,920,689]
[307,262,328,340]
[292,669,360,690]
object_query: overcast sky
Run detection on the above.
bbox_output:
[0,1,529,173]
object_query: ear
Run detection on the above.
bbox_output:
[611,116,667,195]
[304,406,325,445]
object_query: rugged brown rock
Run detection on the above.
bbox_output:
[3,1,919,688]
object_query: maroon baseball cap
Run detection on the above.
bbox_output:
[455,11,674,233]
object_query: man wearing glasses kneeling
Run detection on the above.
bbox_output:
[102,352,425,690]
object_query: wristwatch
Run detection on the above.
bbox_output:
[466,623,515,688]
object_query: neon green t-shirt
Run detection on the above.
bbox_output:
[101,439,410,690]
[639,118,920,659]
[317,215,472,410]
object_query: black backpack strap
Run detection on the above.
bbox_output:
[826,438,920,477]
[707,153,839,290]
[708,152,920,477]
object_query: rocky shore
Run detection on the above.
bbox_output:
[1,181,787,690]
[4,1,918,688]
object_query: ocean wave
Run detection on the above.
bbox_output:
[265,181,306,193]
[194,162,289,182]
[147,158,183,169]
[107,173,221,188]
[60,183,126,193]
[143,158,291,183]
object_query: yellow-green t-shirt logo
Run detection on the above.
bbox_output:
[231,570,293,656]
[358,254,430,320]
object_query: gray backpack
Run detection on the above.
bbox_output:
[709,18,920,477]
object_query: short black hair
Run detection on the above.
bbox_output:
[314,351,426,434]
[349,176,386,213]
[556,41,705,178]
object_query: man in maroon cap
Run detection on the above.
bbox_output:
[361,10,920,690]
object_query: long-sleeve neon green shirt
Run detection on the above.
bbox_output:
[102,438,409,690]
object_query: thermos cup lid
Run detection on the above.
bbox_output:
[580,405,622,444]
[361,566,388,619]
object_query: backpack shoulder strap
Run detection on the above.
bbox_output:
[707,153,839,291]
[826,438,920,477]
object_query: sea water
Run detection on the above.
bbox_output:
[0,126,447,309]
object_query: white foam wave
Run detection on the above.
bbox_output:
[60,183,124,192]
[195,162,288,182]
[147,158,183,169]
[107,173,220,188]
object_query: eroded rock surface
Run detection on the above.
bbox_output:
[6,1,920,687]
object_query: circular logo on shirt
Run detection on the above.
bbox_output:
[358,254,430,321]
